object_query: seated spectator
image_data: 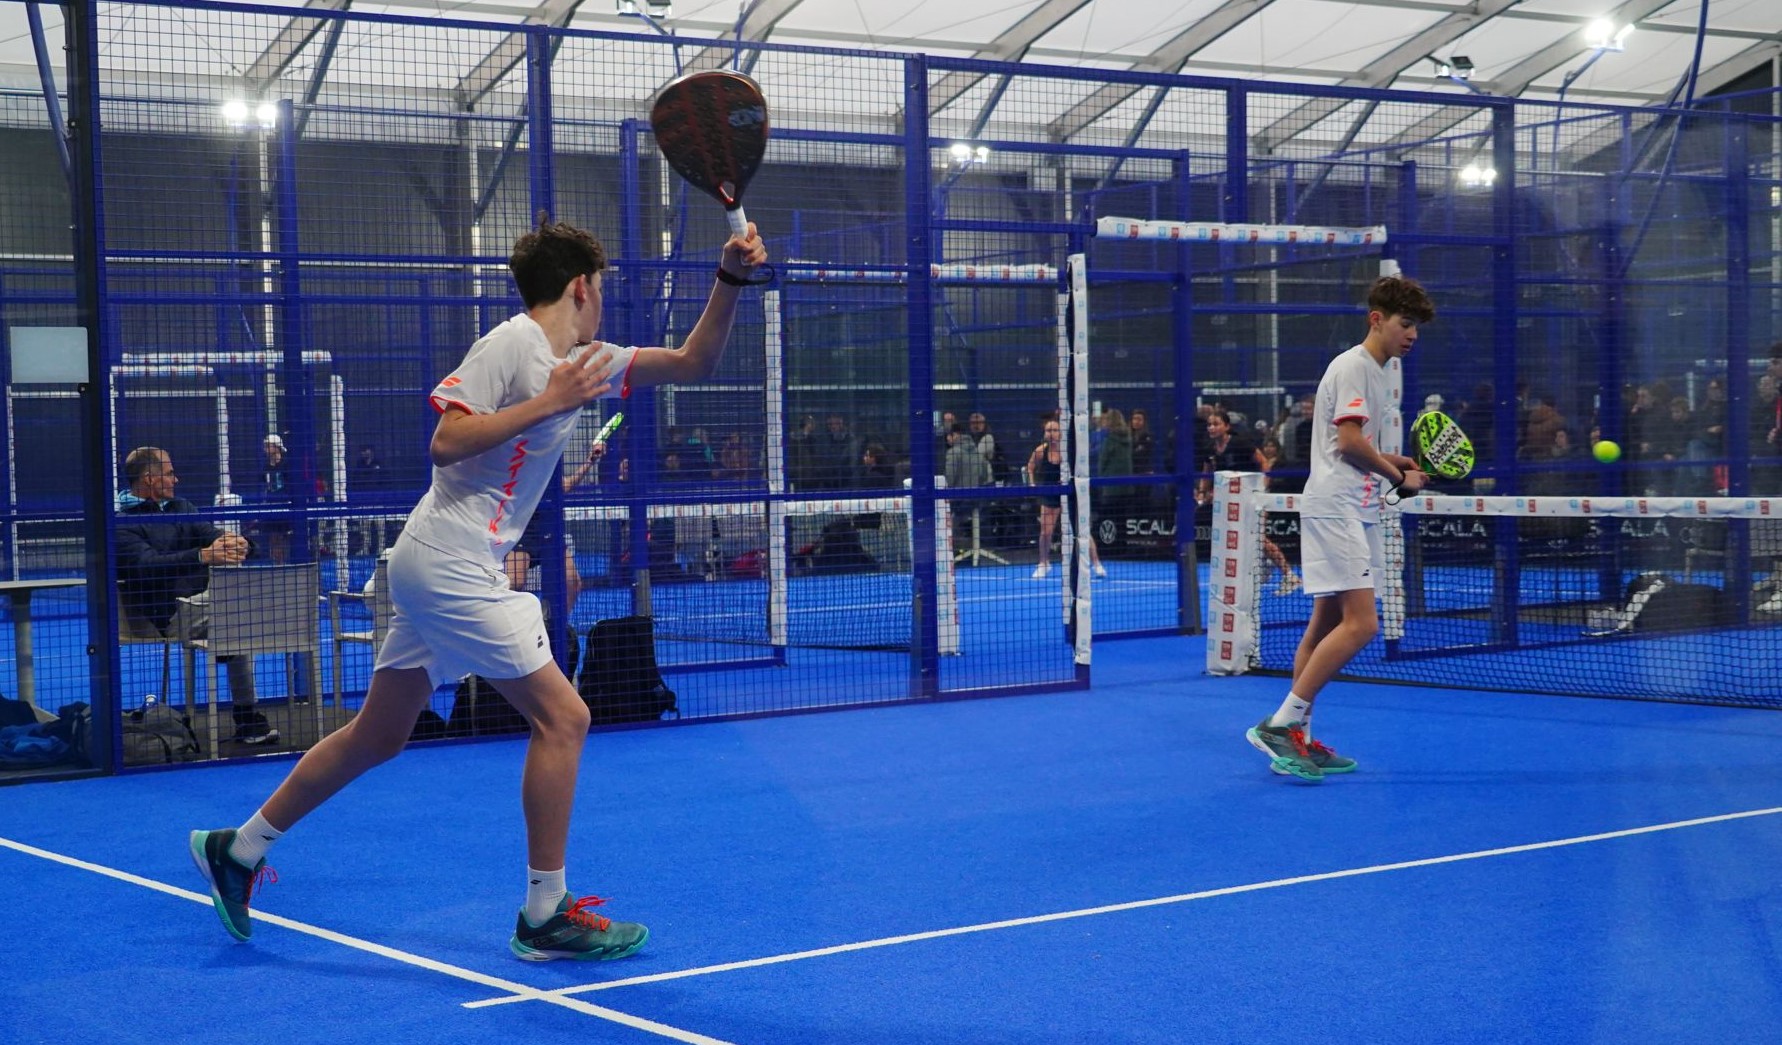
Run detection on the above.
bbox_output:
[116,446,274,745]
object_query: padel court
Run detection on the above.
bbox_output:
[4,3,1782,1044]
[5,635,1780,1045]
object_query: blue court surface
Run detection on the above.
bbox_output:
[5,635,1781,1045]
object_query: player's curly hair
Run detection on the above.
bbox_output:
[1366,275,1435,324]
[509,211,607,308]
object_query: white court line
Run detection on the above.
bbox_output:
[466,804,1782,1009]
[0,836,736,1045]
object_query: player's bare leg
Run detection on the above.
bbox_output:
[490,664,646,962]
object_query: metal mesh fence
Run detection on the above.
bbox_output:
[0,0,1779,775]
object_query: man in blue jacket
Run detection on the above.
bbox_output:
[116,446,274,745]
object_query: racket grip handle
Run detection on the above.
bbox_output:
[725,206,749,240]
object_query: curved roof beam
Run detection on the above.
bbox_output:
[1381,0,1680,151]
[1252,0,1523,155]
[452,0,584,112]
[243,0,354,89]
[682,0,807,76]
[1046,0,1273,142]
[1688,37,1782,98]
[927,0,1092,114]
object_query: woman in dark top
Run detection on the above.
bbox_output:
[1026,418,1103,580]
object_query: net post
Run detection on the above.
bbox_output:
[1206,471,1264,674]
[763,290,788,653]
[1066,254,1091,665]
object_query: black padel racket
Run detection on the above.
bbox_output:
[650,70,769,241]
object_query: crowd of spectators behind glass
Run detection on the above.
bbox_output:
[454,339,1782,508]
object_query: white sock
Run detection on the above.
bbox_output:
[228,811,283,867]
[1267,694,1312,730]
[525,867,568,926]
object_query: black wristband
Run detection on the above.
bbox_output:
[716,267,749,287]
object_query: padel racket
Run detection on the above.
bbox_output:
[594,411,624,444]
[1409,410,1475,480]
[650,70,769,241]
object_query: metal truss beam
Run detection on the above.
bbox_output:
[1381,0,1680,152]
[1252,0,1521,155]
[453,0,583,112]
[1046,0,1272,142]
[682,0,807,76]
[928,0,1091,114]
[243,0,354,89]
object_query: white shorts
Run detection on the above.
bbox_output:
[1298,516,1383,598]
[374,534,556,688]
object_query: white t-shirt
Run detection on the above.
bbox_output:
[1302,344,1392,519]
[404,313,635,565]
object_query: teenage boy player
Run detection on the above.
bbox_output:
[191,215,768,958]
[1245,275,1434,782]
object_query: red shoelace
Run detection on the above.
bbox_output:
[248,864,278,901]
[1286,727,1313,756]
[564,895,613,932]
[1306,737,1338,758]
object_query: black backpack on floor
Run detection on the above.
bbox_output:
[577,616,677,725]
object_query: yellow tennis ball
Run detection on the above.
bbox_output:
[1592,440,1621,464]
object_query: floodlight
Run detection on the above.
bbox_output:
[221,99,250,126]
[1429,55,1475,81]
[1585,19,1632,51]
[949,143,973,163]
[255,102,278,129]
[1459,163,1497,189]
[616,0,672,16]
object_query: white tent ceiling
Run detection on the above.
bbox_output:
[1,0,1777,147]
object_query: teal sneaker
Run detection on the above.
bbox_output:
[510,894,649,962]
[1245,720,1323,782]
[1302,735,1356,774]
[189,828,275,941]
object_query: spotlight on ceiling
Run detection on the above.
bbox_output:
[1584,19,1633,52]
[1432,55,1475,80]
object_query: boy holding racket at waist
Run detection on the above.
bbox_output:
[191,214,768,958]
[1245,275,1434,782]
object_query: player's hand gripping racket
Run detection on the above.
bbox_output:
[1387,410,1474,504]
[650,70,771,282]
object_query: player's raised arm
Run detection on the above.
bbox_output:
[625,225,769,389]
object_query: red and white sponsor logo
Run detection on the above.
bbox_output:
[1224,559,1238,578]
[1227,477,1243,493]
[1473,499,1485,512]
[1220,640,1233,660]
[1285,496,1296,511]
[1761,500,1772,516]
[1222,585,1236,604]
[1696,500,1708,515]
[1581,499,1592,514]
[1222,612,1234,632]
[1227,503,1240,521]
[1225,531,1239,549]
[1526,499,1538,513]
[1638,499,1649,514]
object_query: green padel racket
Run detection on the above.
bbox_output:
[1409,409,1474,481]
